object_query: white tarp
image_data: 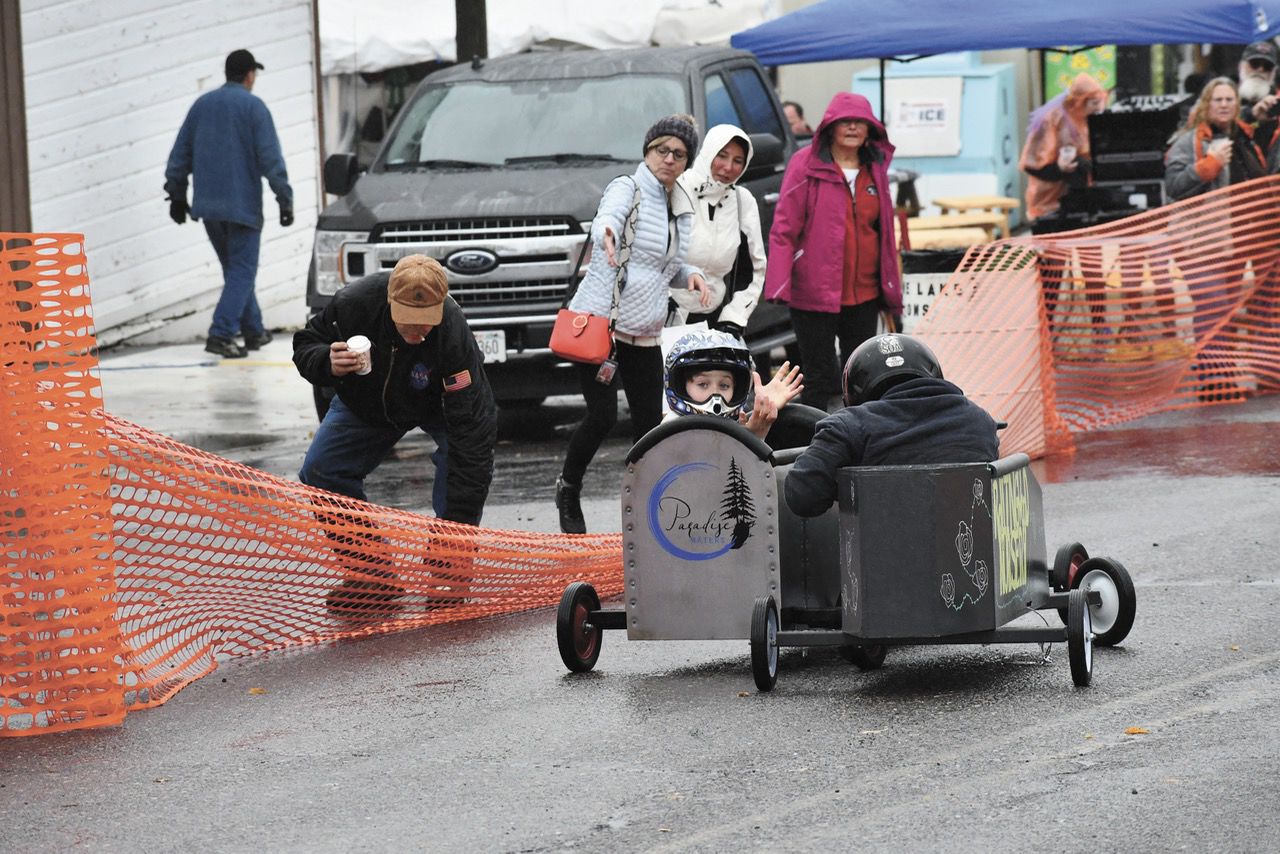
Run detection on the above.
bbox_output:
[319,0,776,74]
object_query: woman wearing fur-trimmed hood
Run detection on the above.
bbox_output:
[672,124,768,337]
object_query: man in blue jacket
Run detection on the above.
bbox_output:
[164,49,294,359]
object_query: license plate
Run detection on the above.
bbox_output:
[474,329,506,363]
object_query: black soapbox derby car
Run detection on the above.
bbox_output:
[554,407,1136,692]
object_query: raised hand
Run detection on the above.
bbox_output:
[756,361,804,411]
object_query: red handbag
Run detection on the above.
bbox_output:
[549,308,613,364]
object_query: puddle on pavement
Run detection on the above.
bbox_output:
[1036,418,1280,483]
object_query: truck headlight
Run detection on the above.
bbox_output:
[312,229,371,296]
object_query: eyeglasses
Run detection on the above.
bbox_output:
[1249,58,1276,71]
[651,144,688,162]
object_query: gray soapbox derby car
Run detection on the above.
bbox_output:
[555,409,1135,692]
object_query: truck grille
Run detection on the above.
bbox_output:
[375,217,581,243]
[447,277,571,306]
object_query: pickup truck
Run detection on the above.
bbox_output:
[309,45,798,411]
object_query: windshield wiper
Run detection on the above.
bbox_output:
[384,159,498,171]
[504,153,629,165]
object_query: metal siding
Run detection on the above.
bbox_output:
[22,0,319,343]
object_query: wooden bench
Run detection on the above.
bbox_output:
[930,194,1021,239]
[895,223,989,251]
[907,212,1006,240]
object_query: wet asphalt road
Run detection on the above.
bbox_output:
[3,339,1279,852]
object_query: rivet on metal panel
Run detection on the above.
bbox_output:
[629,578,636,587]
[626,523,633,531]
[629,598,636,607]
[628,560,635,568]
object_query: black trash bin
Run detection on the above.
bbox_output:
[900,248,969,332]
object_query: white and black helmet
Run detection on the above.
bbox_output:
[664,330,753,418]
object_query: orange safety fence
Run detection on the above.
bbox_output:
[1,234,624,736]
[7,175,1280,733]
[917,177,1280,457]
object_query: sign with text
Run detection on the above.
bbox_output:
[887,76,963,157]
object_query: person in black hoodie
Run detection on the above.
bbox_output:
[293,254,496,522]
[785,334,999,518]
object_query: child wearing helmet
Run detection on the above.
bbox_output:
[785,333,1000,517]
[664,329,803,439]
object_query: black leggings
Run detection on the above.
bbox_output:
[791,302,880,410]
[560,340,664,486]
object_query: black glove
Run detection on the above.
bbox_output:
[167,196,188,225]
[712,321,744,339]
[279,203,294,227]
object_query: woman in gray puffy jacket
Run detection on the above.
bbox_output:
[555,114,710,533]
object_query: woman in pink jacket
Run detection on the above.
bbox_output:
[765,92,901,411]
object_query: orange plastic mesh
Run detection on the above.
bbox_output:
[917,177,1280,456]
[2,234,624,736]
[8,177,1280,733]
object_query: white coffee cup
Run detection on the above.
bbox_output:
[346,335,372,375]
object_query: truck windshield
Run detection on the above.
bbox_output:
[378,76,687,168]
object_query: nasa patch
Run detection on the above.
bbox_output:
[410,362,431,390]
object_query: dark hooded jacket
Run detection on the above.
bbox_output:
[293,272,497,524]
[764,92,901,313]
[784,377,1000,517]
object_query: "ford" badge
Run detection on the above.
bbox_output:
[444,249,500,275]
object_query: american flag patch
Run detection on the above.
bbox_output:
[443,369,472,392]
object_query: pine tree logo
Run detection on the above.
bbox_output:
[719,457,756,549]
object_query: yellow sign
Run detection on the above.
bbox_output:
[1044,46,1115,100]
[994,468,1029,597]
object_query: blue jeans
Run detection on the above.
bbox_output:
[204,219,264,339]
[299,395,449,518]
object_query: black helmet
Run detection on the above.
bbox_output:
[842,334,943,405]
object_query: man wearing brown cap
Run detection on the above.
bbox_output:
[164,49,294,359]
[293,254,497,528]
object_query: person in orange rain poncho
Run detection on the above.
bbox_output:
[1019,72,1109,221]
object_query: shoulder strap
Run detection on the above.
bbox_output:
[608,178,642,325]
[560,175,640,309]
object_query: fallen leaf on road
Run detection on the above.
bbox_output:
[1230,645,1240,652]
[737,691,749,697]
[248,687,267,695]
[1124,726,1149,735]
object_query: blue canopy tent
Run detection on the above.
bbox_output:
[732,0,1280,64]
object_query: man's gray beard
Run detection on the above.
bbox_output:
[1239,76,1272,103]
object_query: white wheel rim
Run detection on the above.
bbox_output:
[767,609,778,674]
[1080,569,1120,635]
[1082,599,1093,672]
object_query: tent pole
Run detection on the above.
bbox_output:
[879,57,886,122]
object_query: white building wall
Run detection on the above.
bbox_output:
[22,0,319,345]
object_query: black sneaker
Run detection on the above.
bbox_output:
[243,329,273,350]
[205,335,248,359]
[555,476,586,534]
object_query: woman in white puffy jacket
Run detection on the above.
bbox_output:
[671,124,768,339]
[555,114,709,534]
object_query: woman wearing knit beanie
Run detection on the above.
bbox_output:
[554,114,711,534]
